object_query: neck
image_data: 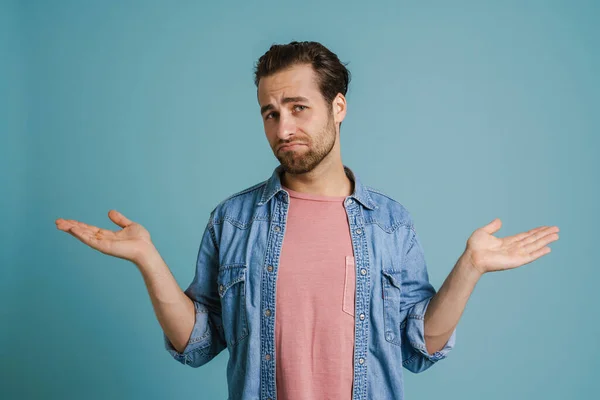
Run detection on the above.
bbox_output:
[280,158,353,197]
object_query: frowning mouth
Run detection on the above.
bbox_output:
[278,143,307,152]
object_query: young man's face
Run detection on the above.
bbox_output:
[257,63,344,175]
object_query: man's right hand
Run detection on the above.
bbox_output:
[55,209,155,266]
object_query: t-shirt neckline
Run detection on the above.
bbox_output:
[282,185,347,202]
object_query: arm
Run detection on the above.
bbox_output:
[423,218,559,354]
[139,215,227,367]
[423,251,481,355]
[136,249,198,354]
[55,209,226,367]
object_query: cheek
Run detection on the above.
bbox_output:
[264,127,278,147]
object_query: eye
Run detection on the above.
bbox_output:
[293,105,307,112]
[265,112,277,120]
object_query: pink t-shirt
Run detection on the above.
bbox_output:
[275,185,356,400]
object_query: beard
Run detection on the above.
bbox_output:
[275,114,337,175]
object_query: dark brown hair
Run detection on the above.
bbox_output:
[253,41,351,112]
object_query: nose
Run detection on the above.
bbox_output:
[276,112,296,141]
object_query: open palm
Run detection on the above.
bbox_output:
[55,210,154,264]
[466,218,560,274]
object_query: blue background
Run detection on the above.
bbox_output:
[2,0,598,399]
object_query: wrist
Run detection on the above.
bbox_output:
[458,249,485,280]
[133,244,163,271]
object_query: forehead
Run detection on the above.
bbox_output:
[257,64,321,106]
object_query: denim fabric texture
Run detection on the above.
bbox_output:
[164,165,456,400]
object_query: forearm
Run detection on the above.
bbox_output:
[135,247,196,354]
[423,250,483,354]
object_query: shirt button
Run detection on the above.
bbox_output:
[267,265,273,272]
[346,199,354,205]
[265,354,271,361]
[218,284,224,292]
[359,313,365,320]
[360,268,366,275]
[358,358,365,364]
[386,333,394,341]
[355,228,362,235]
[273,225,281,232]
[264,309,271,317]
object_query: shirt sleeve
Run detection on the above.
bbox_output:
[163,213,227,367]
[399,223,456,373]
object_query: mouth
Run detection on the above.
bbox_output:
[278,143,307,152]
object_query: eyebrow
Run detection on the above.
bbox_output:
[260,96,310,116]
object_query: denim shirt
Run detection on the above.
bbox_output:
[164,165,456,400]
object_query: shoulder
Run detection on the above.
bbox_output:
[208,179,270,226]
[217,180,268,208]
[363,185,415,232]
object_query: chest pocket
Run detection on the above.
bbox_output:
[382,269,403,347]
[217,263,249,348]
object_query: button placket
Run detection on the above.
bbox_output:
[346,202,368,395]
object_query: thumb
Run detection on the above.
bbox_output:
[481,217,502,235]
[108,210,134,228]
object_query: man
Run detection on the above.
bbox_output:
[55,41,560,400]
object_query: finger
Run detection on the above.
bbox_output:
[505,226,548,245]
[58,219,116,239]
[58,219,101,233]
[64,227,92,243]
[56,219,86,232]
[108,210,133,229]
[523,231,559,253]
[68,225,102,248]
[528,246,552,260]
[510,226,549,246]
[520,226,559,247]
[56,219,71,231]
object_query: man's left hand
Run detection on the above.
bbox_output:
[464,218,560,275]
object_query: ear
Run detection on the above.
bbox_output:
[332,93,347,125]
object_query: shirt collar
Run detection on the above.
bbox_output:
[258,164,377,210]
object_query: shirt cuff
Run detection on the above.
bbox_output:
[405,296,456,362]
[162,300,214,366]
